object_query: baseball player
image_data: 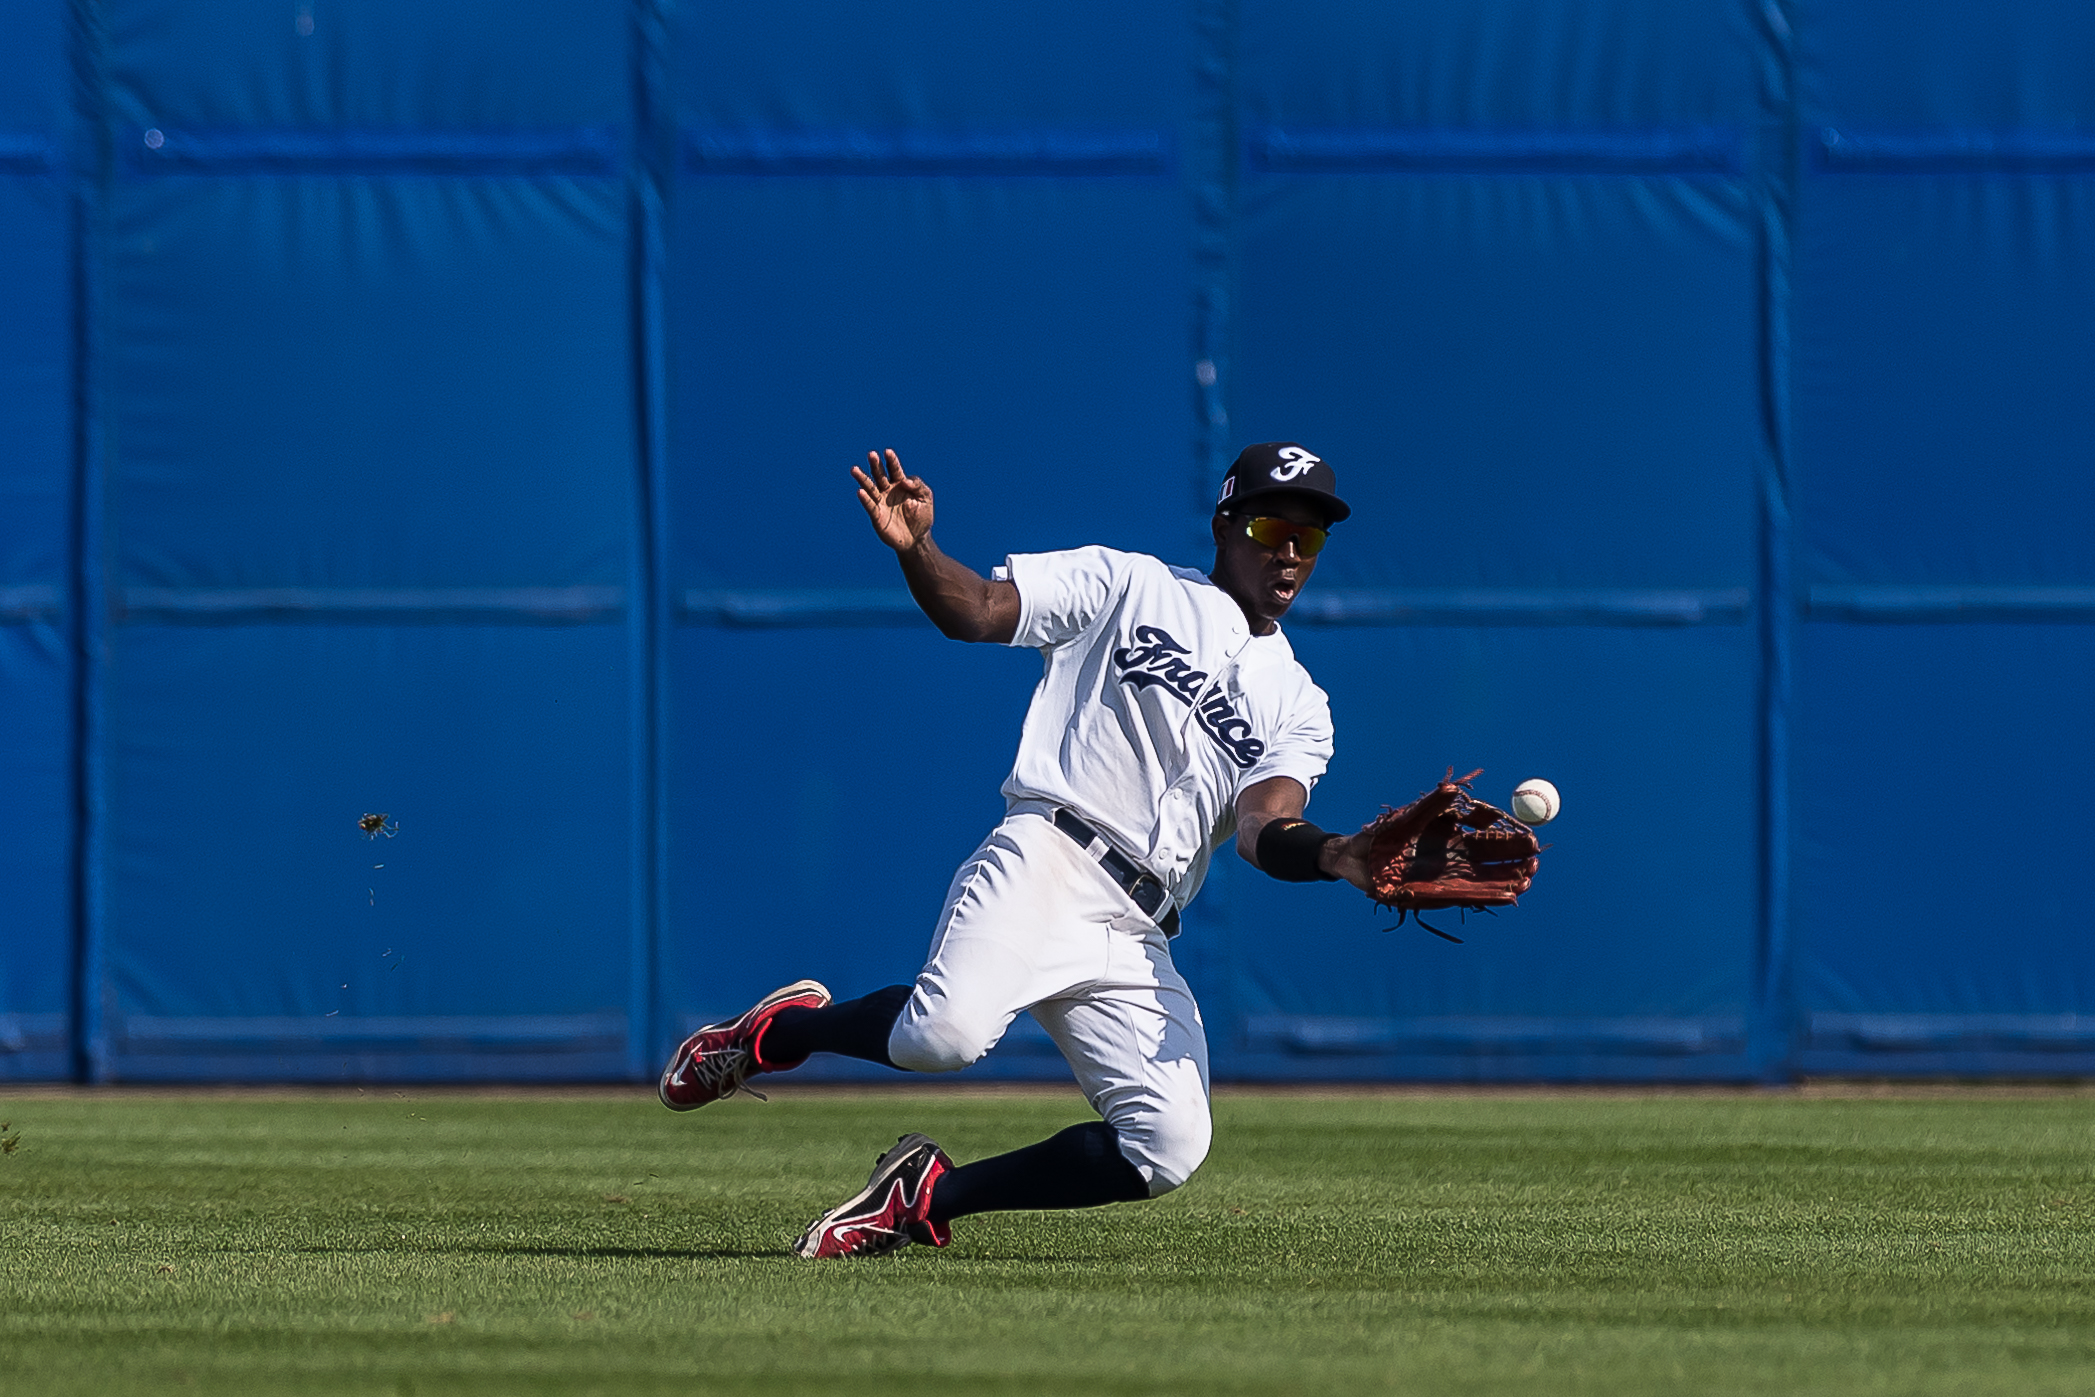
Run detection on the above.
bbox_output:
[661,442,1381,1258]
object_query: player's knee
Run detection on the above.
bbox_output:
[885,1012,992,1074]
[1118,1105,1212,1197]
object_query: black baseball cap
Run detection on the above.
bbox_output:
[1214,442,1351,524]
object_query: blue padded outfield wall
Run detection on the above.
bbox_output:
[4,0,2093,1083]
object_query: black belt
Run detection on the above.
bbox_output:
[1052,809,1180,938]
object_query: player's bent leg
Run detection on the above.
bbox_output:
[1108,1089,1212,1196]
[792,812,1166,1255]
[1032,923,1215,1197]
[757,984,913,1068]
[795,1122,1148,1258]
[925,1120,1148,1223]
[886,810,1114,1074]
[1091,1047,1212,1196]
[754,981,1017,1076]
[885,994,1012,1074]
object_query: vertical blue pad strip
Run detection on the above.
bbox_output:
[628,0,673,1078]
[67,0,110,1081]
[1751,0,1799,1083]
[1190,0,1238,541]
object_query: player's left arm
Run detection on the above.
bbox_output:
[1235,777,1373,891]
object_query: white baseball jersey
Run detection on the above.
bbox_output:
[989,545,1335,909]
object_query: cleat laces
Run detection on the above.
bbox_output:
[686,1045,768,1103]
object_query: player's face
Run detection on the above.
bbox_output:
[1211,496,1331,630]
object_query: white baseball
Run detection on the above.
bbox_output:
[1510,779,1560,825]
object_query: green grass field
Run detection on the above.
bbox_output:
[2,1086,2093,1396]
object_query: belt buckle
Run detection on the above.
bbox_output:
[1134,880,1180,937]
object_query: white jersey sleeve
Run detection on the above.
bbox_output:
[992,546,1128,650]
[1238,675,1335,802]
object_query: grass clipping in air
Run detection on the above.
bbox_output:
[1,1089,2093,1395]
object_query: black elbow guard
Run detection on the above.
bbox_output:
[1256,818,1340,882]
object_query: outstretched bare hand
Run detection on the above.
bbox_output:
[852,449,934,554]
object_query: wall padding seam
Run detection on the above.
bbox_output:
[1751,0,1801,1084]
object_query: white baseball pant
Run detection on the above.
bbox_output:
[885,803,1213,1196]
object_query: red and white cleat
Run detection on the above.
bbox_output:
[794,1133,954,1259]
[657,979,831,1111]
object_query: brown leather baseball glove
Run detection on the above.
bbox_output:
[1362,768,1542,942]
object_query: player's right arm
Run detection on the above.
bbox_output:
[853,449,1019,644]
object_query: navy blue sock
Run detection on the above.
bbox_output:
[928,1121,1150,1222]
[760,984,912,1068]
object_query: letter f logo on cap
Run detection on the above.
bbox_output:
[1269,446,1320,481]
[1218,440,1352,522]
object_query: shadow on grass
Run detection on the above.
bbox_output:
[273,1244,792,1261]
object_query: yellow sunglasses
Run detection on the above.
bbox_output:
[1243,516,1330,557]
